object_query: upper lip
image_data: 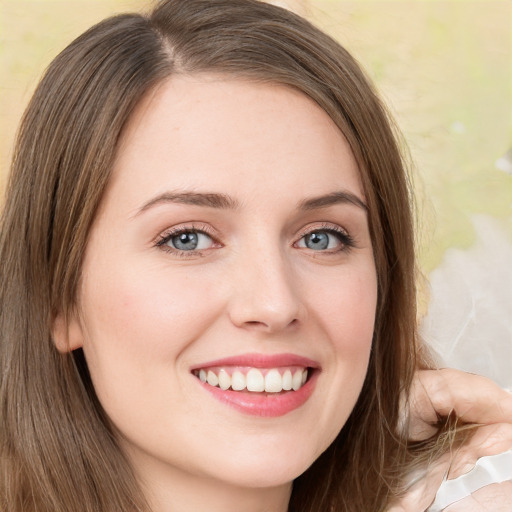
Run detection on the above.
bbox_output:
[190,353,320,371]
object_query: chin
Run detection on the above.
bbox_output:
[206,442,324,489]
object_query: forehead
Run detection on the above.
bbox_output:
[110,75,363,209]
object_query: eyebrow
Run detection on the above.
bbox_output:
[135,191,240,216]
[134,189,367,217]
[298,191,368,211]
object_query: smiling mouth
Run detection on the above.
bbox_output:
[192,366,310,393]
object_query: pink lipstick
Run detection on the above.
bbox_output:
[191,353,320,417]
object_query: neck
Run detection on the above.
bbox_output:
[132,452,292,512]
[146,478,291,512]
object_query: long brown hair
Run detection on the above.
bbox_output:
[1,1,420,510]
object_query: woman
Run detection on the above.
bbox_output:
[0,1,510,511]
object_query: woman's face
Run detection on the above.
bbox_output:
[62,76,377,494]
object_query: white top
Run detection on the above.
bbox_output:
[427,450,512,511]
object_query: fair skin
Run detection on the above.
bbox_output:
[52,75,512,512]
[54,75,377,512]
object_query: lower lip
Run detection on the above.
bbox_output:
[198,371,318,417]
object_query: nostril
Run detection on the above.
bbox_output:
[241,318,299,332]
[242,320,269,330]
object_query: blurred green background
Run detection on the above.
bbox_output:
[1,0,511,275]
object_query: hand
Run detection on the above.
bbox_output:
[388,422,512,511]
[389,369,512,511]
[407,368,512,441]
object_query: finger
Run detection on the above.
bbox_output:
[446,423,512,479]
[412,369,512,427]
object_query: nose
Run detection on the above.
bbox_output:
[227,248,305,333]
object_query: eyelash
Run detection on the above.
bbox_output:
[154,222,355,257]
[294,223,355,254]
[155,224,220,257]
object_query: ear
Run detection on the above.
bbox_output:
[52,311,84,353]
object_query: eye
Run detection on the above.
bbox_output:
[296,227,353,252]
[298,231,338,250]
[157,229,215,253]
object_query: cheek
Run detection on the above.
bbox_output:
[77,259,228,433]
[315,265,377,350]
[82,258,218,344]
[77,257,225,395]
[309,264,377,432]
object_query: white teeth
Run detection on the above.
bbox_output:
[231,370,246,391]
[207,370,219,387]
[196,366,311,393]
[282,370,292,391]
[265,369,283,393]
[218,369,231,390]
[246,368,265,392]
[292,370,303,391]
